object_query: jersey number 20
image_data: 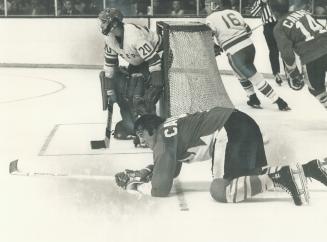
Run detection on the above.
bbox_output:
[138,43,153,56]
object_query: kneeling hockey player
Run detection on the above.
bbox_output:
[205,0,290,110]
[98,8,163,139]
[116,107,327,205]
[270,0,327,109]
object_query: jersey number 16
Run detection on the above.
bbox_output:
[222,13,242,28]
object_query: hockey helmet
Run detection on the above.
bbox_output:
[204,0,220,11]
[204,0,231,13]
[98,8,124,35]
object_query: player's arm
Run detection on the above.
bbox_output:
[274,27,304,90]
[115,133,179,197]
[103,44,119,78]
[249,0,262,17]
[205,19,223,56]
[100,44,119,108]
[150,137,178,197]
[136,39,163,107]
[273,27,296,69]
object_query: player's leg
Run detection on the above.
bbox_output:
[227,50,261,108]
[210,164,309,205]
[128,62,160,114]
[305,55,327,109]
[222,110,267,179]
[110,69,137,139]
[263,22,282,84]
[228,45,290,110]
[211,110,309,205]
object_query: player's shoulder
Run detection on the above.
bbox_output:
[125,23,151,42]
[125,23,150,36]
[206,10,222,20]
[158,114,188,140]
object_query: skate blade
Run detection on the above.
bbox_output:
[290,163,310,205]
[247,103,262,109]
[280,106,291,111]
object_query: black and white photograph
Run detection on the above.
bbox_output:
[1,1,327,242]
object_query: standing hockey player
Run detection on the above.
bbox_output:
[270,0,327,109]
[115,107,327,205]
[205,0,290,111]
[98,8,163,139]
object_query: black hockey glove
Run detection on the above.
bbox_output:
[115,165,153,190]
[133,95,147,115]
[287,67,305,91]
[213,44,223,56]
[142,71,163,113]
[144,85,162,108]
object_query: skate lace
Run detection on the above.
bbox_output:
[274,181,291,196]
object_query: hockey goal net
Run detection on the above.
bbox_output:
[156,21,234,118]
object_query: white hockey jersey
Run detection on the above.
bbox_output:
[104,23,162,77]
[206,10,252,55]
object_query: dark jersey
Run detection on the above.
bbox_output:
[274,10,327,65]
[150,106,234,197]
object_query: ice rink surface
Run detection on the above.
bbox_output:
[1,67,327,242]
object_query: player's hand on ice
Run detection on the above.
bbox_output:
[115,168,152,190]
[287,67,305,91]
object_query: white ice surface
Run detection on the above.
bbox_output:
[1,67,327,242]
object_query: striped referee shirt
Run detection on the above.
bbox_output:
[250,0,277,24]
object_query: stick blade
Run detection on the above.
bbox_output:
[90,140,107,149]
[9,159,19,174]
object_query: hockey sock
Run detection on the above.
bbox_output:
[239,79,256,96]
[212,175,274,203]
[249,73,278,102]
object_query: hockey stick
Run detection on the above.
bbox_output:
[251,22,264,32]
[90,102,113,149]
[9,159,115,180]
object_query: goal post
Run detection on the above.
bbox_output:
[156,21,234,118]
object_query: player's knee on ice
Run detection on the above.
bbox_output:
[210,178,230,203]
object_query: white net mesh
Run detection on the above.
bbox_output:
[163,22,234,117]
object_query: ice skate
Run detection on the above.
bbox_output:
[247,94,262,109]
[275,97,291,111]
[268,164,310,206]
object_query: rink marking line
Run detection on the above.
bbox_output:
[40,152,152,156]
[0,75,66,104]
[38,124,60,156]
[174,179,189,211]
[38,123,152,156]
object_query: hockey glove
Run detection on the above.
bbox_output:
[133,95,147,115]
[115,166,153,190]
[213,44,223,56]
[107,89,117,103]
[287,67,305,91]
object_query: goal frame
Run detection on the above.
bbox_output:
[156,21,212,119]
